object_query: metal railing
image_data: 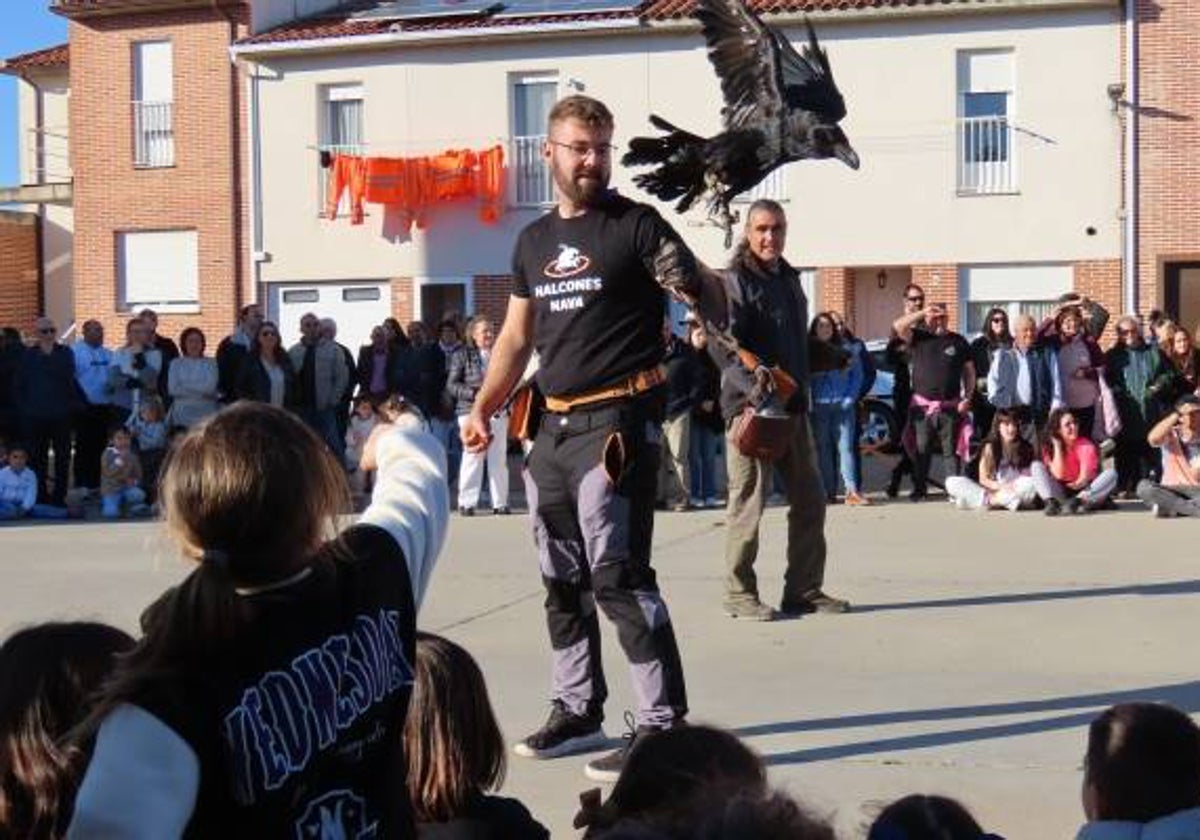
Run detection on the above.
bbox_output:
[24,126,71,184]
[512,134,553,206]
[734,167,786,203]
[957,115,1015,194]
[133,100,174,168]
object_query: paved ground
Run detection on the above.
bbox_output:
[3,492,1198,838]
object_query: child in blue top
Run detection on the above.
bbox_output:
[0,444,70,521]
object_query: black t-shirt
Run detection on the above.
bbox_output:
[134,525,417,838]
[512,194,684,398]
[910,329,971,401]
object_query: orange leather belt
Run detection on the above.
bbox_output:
[544,366,666,414]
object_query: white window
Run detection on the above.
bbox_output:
[956,50,1015,195]
[118,230,199,310]
[318,83,366,215]
[960,264,1070,335]
[132,41,174,168]
[511,74,557,206]
[734,168,787,203]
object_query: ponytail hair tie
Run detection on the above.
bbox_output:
[201,548,231,572]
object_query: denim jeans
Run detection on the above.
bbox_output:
[300,407,345,462]
[811,402,859,496]
[0,501,69,520]
[429,416,463,489]
[689,423,721,502]
[102,486,147,518]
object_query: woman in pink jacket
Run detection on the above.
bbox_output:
[1031,407,1117,515]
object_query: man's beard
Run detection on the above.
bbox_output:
[553,164,608,205]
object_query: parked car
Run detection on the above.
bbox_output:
[861,339,900,454]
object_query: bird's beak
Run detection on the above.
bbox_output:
[833,143,860,170]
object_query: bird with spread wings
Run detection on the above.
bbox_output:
[624,0,859,246]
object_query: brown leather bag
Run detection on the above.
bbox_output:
[730,406,796,460]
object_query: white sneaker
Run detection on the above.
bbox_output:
[954,497,970,510]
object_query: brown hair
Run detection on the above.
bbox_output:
[547,95,614,133]
[403,633,506,822]
[78,404,349,734]
[0,622,135,839]
[1085,702,1200,822]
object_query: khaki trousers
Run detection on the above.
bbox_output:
[724,414,827,606]
[658,413,691,506]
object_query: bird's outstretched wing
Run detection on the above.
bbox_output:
[696,0,846,132]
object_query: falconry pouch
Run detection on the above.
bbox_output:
[731,405,795,460]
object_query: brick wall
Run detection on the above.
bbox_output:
[1074,259,1123,345]
[472,275,510,329]
[816,267,853,319]
[68,7,249,348]
[911,264,960,330]
[0,213,40,334]
[391,277,414,327]
[1136,0,1200,313]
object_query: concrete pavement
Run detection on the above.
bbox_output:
[2,498,1198,837]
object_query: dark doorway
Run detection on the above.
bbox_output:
[1164,262,1200,332]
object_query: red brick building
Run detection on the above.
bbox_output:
[0,212,41,329]
[55,0,250,346]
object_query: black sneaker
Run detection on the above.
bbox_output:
[780,589,850,616]
[512,701,607,759]
[1065,497,1084,515]
[460,507,475,517]
[1044,498,1062,517]
[584,712,666,783]
[492,506,511,515]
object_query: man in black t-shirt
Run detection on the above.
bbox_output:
[463,95,714,784]
[893,303,976,499]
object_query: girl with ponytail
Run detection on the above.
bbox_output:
[68,402,449,838]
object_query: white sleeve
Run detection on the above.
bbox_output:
[358,417,450,610]
[68,704,199,840]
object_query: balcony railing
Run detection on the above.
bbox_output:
[512,135,553,206]
[957,116,1015,195]
[133,100,174,168]
[316,143,368,216]
[24,127,71,184]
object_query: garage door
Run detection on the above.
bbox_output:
[269,281,392,352]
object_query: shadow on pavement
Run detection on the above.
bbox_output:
[850,579,1200,614]
[735,680,1200,766]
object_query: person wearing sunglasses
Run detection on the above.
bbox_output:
[1031,407,1117,515]
[884,284,927,498]
[1136,394,1200,517]
[12,317,81,507]
[234,321,297,410]
[968,307,1013,445]
[1105,316,1166,498]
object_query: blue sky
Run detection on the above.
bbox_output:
[1,5,68,187]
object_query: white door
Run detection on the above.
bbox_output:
[269,281,392,351]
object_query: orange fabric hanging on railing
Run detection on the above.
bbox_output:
[326,146,506,232]
[324,154,368,225]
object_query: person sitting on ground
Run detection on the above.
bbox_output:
[99,426,148,520]
[0,622,135,840]
[403,632,549,839]
[234,320,297,409]
[1076,702,1200,839]
[1136,394,1200,518]
[868,793,1000,840]
[575,724,767,838]
[68,402,449,836]
[809,312,867,505]
[945,409,1037,512]
[0,443,70,521]
[1032,408,1118,516]
[1105,317,1165,498]
[126,396,169,505]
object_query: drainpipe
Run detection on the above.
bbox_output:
[215,0,246,314]
[1123,0,1138,316]
[19,70,49,315]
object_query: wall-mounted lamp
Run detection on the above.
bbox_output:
[566,77,586,92]
[1107,82,1126,112]
[876,269,888,290]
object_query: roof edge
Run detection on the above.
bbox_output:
[1,43,70,74]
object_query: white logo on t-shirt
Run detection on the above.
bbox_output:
[543,244,592,279]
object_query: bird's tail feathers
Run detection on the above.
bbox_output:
[623,114,707,212]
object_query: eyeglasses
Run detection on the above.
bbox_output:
[548,140,616,160]
[990,317,1006,323]
[906,296,925,304]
